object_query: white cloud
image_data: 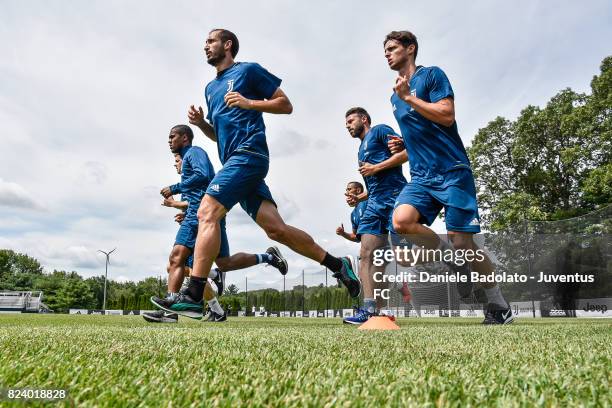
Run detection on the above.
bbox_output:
[0,178,45,210]
[83,161,108,185]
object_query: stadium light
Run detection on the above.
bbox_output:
[98,248,116,314]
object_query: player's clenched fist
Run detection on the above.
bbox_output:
[394,75,411,102]
[188,105,205,126]
[160,186,172,198]
[336,223,345,236]
[345,193,358,207]
[224,91,253,109]
[388,136,405,154]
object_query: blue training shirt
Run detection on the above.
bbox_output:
[391,66,470,182]
[351,200,368,234]
[205,62,282,164]
[169,145,215,220]
[358,124,407,200]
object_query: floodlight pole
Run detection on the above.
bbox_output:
[325,268,328,315]
[98,248,116,314]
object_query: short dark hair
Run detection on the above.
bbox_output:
[384,31,418,59]
[211,28,239,58]
[171,125,194,141]
[345,107,371,125]
[348,181,364,193]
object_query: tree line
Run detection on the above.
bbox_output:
[0,249,358,313]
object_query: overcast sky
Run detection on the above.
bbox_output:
[1,0,610,291]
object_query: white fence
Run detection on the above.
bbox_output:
[65,298,611,318]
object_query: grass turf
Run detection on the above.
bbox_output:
[0,314,610,407]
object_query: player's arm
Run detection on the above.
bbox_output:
[336,223,359,242]
[359,150,408,177]
[356,191,368,202]
[162,196,188,210]
[394,74,455,127]
[188,105,217,142]
[224,88,293,114]
[164,154,210,197]
[346,192,367,206]
[345,231,359,242]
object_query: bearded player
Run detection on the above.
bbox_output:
[342,107,408,325]
[158,29,360,316]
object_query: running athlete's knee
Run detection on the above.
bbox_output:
[359,246,375,263]
[168,251,183,267]
[393,218,419,235]
[449,233,473,250]
[197,197,224,224]
[265,223,289,244]
[197,207,220,225]
[215,257,230,271]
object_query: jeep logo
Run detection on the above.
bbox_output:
[583,302,608,314]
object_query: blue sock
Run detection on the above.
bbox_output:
[256,253,272,264]
[364,298,376,314]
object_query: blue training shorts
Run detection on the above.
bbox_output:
[394,169,481,233]
[174,216,230,259]
[357,192,400,237]
[206,153,276,221]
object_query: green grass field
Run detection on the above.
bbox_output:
[0,315,610,407]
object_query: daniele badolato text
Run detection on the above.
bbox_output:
[371,247,595,284]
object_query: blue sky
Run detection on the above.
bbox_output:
[1,0,610,290]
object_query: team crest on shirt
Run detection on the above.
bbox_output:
[409,89,417,111]
[226,80,234,93]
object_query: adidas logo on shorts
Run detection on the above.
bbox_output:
[210,184,220,192]
[469,218,480,226]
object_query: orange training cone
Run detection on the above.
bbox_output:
[358,316,400,330]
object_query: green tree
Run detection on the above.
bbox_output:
[468,56,612,231]
[0,249,44,290]
[224,284,239,296]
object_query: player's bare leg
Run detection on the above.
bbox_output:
[392,204,440,248]
[216,253,259,271]
[255,200,326,261]
[167,245,192,293]
[359,234,388,311]
[393,203,475,297]
[256,200,360,297]
[191,194,227,280]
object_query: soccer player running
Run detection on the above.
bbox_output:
[143,153,246,323]
[336,181,367,243]
[342,107,408,325]
[148,125,288,322]
[383,31,513,324]
[160,28,360,315]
